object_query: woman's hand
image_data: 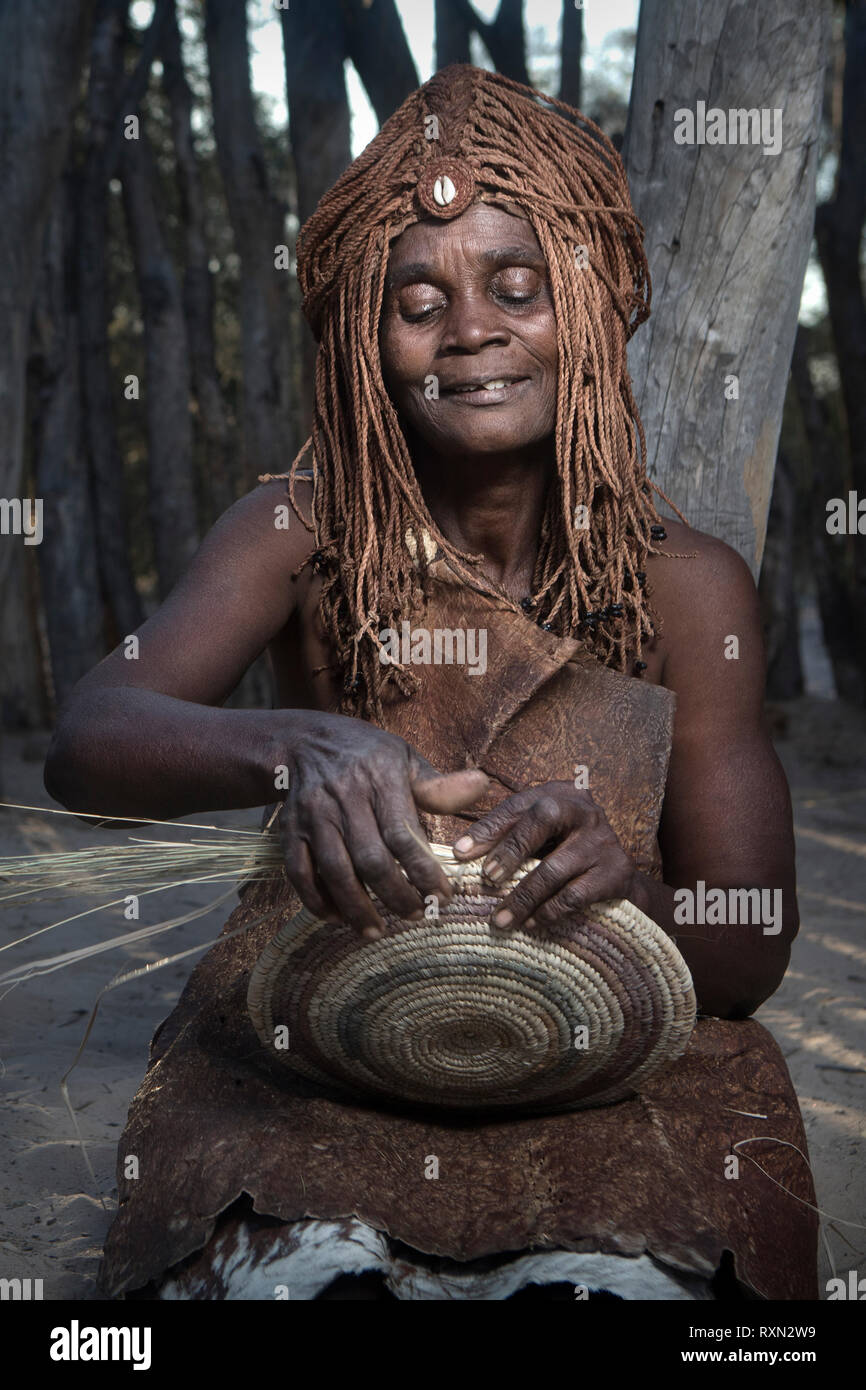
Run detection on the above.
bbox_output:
[451,780,637,929]
[276,712,488,938]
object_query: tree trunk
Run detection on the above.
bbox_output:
[791,325,864,704]
[280,1,352,433]
[435,0,472,70]
[28,172,105,707]
[205,0,295,484]
[0,546,50,732]
[121,125,200,597]
[160,0,236,525]
[78,0,145,637]
[813,0,866,702]
[340,0,419,126]
[622,0,829,578]
[559,0,583,108]
[445,0,530,85]
[758,446,803,700]
[0,0,95,590]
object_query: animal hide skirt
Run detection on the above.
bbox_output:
[99,562,819,1300]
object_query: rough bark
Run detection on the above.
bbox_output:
[205,0,295,484]
[121,125,200,597]
[559,0,583,108]
[0,0,95,590]
[28,173,105,707]
[340,0,419,126]
[160,0,236,524]
[622,0,829,577]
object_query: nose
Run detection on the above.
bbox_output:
[440,290,510,354]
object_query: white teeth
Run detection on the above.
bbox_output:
[455,380,509,392]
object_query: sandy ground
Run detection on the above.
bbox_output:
[0,699,864,1301]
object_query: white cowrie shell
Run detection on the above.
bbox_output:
[433,174,456,206]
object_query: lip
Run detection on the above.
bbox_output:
[440,376,530,406]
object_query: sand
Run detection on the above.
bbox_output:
[1,698,863,1300]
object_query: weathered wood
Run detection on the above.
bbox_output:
[121,124,200,597]
[559,0,583,108]
[160,0,236,524]
[622,0,829,576]
[77,0,145,636]
[341,0,420,126]
[435,0,472,70]
[446,0,530,85]
[29,173,105,706]
[205,0,295,483]
[280,2,352,435]
[0,0,94,589]
[813,0,866,701]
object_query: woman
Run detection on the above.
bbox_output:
[46,65,817,1299]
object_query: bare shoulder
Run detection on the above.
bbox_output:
[209,474,315,573]
[643,519,764,693]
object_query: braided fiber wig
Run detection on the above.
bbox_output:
[292,64,683,720]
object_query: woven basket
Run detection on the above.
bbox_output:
[247,845,696,1114]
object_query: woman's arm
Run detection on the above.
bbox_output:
[44,481,312,819]
[44,478,488,934]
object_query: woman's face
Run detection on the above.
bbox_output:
[379,203,558,459]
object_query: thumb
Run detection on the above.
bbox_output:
[410,764,489,814]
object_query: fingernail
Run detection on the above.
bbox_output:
[525,916,536,929]
[494,909,513,928]
[362,926,383,940]
[454,835,474,854]
[484,858,505,883]
[408,909,424,922]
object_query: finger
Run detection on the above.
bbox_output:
[453,791,564,876]
[308,816,386,938]
[532,867,622,928]
[342,801,427,920]
[492,842,595,930]
[483,796,579,885]
[282,835,341,920]
[373,786,455,906]
[410,764,490,815]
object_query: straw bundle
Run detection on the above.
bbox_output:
[248,845,697,1114]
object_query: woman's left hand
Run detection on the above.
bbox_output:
[451,781,638,929]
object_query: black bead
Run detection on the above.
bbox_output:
[636,570,647,587]
[343,675,361,694]
[650,525,667,541]
[520,596,536,613]
[607,603,624,618]
[541,622,553,631]
[634,660,647,674]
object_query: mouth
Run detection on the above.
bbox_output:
[440,376,530,406]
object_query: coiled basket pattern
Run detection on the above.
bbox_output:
[247,845,696,1113]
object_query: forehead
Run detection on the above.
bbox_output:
[386,202,543,273]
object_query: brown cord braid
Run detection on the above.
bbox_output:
[289,65,689,720]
